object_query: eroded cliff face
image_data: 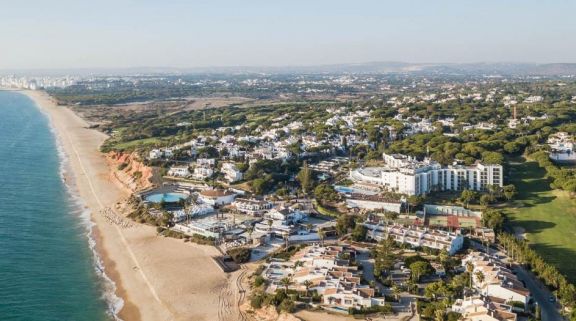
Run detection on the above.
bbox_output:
[107,151,153,192]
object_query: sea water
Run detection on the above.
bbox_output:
[0,91,114,321]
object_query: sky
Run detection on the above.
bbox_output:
[0,0,575,69]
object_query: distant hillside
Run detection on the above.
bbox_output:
[3,62,576,76]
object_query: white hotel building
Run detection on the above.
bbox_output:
[350,153,503,196]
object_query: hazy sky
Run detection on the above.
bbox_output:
[1,0,575,69]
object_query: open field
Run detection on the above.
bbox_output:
[504,159,576,283]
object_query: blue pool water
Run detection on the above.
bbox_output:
[334,185,354,193]
[334,185,378,195]
[145,192,188,203]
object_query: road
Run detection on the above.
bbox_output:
[470,240,563,321]
[514,266,563,321]
[354,247,415,315]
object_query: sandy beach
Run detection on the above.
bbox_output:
[23,90,242,321]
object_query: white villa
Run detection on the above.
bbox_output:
[232,198,273,216]
[221,162,243,183]
[193,166,214,180]
[350,153,503,195]
[548,132,576,164]
[167,166,190,178]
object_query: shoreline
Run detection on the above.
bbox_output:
[21,90,238,321]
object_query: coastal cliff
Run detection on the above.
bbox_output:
[107,151,154,192]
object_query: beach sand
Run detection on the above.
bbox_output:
[23,90,242,321]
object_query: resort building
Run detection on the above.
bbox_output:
[188,203,215,217]
[363,222,464,255]
[198,189,236,206]
[232,198,273,216]
[350,153,503,195]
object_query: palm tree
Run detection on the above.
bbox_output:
[318,229,325,246]
[247,227,254,244]
[475,271,485,285]
[391,285,400,301]
[466,261,474,289]
[280,277,292,294]
[267,219,273,232]
[303,280,312,298]
[283,233,289,248]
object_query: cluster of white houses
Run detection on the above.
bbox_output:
[262,245,386,312]
[451,296,518,321]
[463,252,531,305]
[547,132,576,164]
[363,221,464,255]
[164,158,243,183]
[350,153,503,196]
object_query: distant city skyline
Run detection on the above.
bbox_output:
[1,0,575,69]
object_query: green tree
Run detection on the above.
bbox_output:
[351,224,367,242]
[503,184,517,201]
[297,161,313,194]
[465,261,474,288]
[318,229,326,246]
[336,215,355,236]
[313,183,340,203]
[279,277,292,294]
[481,151,504,165]
[302,280,313,298]
[460,189,477,208]
[373,237,397,278]
[479,194,493,207]
[475,271,485,285]
[410,261,432,282]
[482,209,505,230]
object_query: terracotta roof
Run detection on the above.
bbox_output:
[200,189,235,197]
[323,288,337,295]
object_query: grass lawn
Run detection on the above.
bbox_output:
[110,137,163,150]
[504,158,576,283]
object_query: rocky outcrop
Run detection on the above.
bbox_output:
[107,151,153,192]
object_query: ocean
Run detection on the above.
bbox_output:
[0,91,113,321]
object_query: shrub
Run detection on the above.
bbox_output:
[227,247,252,263]
[250,294,264,309]
[254,275,266,287]
[279,299,295,313]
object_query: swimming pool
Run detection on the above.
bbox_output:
[334,185,378,195]
[145,192,188,203]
